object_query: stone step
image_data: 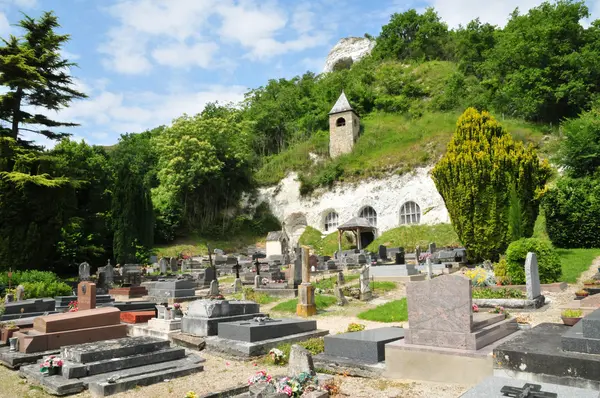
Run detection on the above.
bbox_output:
[61,336,171,363]
[471,318,518,350]
[62,347,186,379]
[472,313,506,331]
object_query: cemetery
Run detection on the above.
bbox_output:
[3,4,600,396]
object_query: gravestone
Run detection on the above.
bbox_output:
[359,265,372,301]
[297,247,317,317]
[378,245,387,261]
[322,327,405,364]
[326,260,337,270]
[525,252,541,300]
[209,279,219,296]
[288,344,315,378]
[159,258,168,274]
[233,278,243,293]
[334,285,348,306]
[104,261,114,287]
[428,242,436,253]
[182,299,263,336]
[358,254,367,265]
[149,255,158,264]
[79,262,91,281]
[395,247,405,265]
[254,275,260,289]
[122,264,142,286]
[170,257,178,272]
[415,245,421,263]
[77,281,97,311]
[214,248,224,255]
[15,285,24,301]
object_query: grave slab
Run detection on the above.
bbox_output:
[461,376,600,398]
[323,327,404,364]
[0,346,60,369]
[33,307,121,333]
[148,318,182,332]
[313,353,386,378]
[218,319,317,342]
[494,323,600,390]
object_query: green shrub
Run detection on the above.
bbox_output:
[505,238,561,284]
[0,270,63,286]
[471,288,526,299]
[22,281,72,299]
[542,176,600,248]
[346,323,366,332]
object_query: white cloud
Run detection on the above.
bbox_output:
[151,42,219,69]
[4,0,37,8]
[50,84,247,145]
[100,0,330,73]
[0,12,9,35]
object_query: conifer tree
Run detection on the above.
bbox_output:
[432,108,550,261]
[0,11,86,148]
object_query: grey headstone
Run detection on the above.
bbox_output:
[288,344,315,378]
[415,245,421,263]
[254,275,260,289]
[213,248,224,255]
[233,278,242,293]
[15,285,24,301]
[79,262,91,281]
[159,258,168,274]
[337,271,345,286]
[426,258,433,278]
[378,245,387,260]
[428,242,436,253]
[525,252,541,300]
[149,255,158,264]
[104,263,115,286]
[169,257,178,272]
[209,279,219,296]
[334,286,348,306]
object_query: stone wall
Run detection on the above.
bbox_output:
[257,167,450,248]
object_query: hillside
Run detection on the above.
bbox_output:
[255,60,557,194]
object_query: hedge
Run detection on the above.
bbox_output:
[505,238,562,284]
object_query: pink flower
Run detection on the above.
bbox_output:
[253,363,257,367]
[472,304,479,313]
[226,362,230,366]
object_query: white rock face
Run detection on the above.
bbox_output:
[323,37,376,73]
[257,167,450,248]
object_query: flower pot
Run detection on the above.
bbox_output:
[8,337,18,352]
[562,316,582,326]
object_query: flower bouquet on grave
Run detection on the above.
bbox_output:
[575,289,590,299]
[68,300,78,312]
[248,370,272,385]
[268,348,286,365]
[472,304,479,313]
[489,305,508,318]
[173,303,183,317]
[261,278,269,286]
[40,355,63,376]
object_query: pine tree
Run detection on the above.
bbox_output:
[432,108,550,262]
[0,11,86,149]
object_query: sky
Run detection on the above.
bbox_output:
[1,0,600,147]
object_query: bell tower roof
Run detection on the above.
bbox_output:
[329,91,355,115]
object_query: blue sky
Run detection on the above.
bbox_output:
[1,0,600,147]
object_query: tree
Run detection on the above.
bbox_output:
[558,108,600,177]
[0,11,86,149]
[373,8,449,62]
[482,1,594,122]
[432,108,550,261]
[454,19,496,77]
[110,131,158,263]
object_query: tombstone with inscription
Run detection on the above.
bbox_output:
[395,247,405,265]
[77,281,97,310]
[525,252,541,300]
[79,262,91,281]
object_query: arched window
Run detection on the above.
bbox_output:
[324,211,339,232]
[336,117,346,127]
[399,201,421,225]
[359,206,377,227]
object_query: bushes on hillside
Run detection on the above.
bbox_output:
[505,238,561,285]
[432,108,551,262]
[0,270,73,298]
[542,177,600,248]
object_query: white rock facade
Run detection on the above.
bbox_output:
[258,167,450,247]
[323,37,376,73]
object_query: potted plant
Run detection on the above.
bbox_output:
[561,309,583,326]
[40,355,64,376]
[173,303,183,317]
[575,290,590,299]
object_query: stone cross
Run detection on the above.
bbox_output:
[254,259,261,276]
[79,262,91,281]
[525,252,541,300]
[77,281,97,310]
[234,260,241,279]
[15,285,24,301]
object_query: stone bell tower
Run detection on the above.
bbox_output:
[329,91,359,158]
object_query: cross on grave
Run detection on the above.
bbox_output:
[254,259,261,276]
[500,383,557,398]
[234,260,241,279]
